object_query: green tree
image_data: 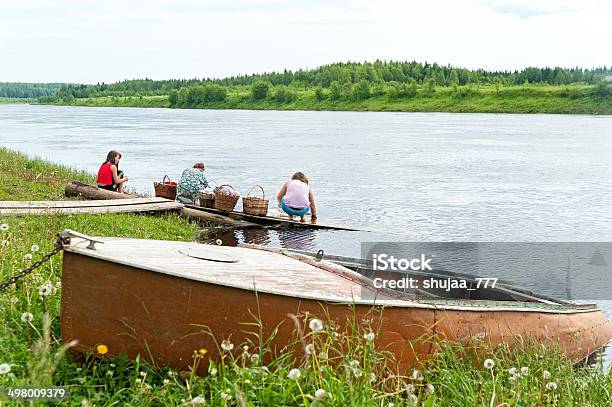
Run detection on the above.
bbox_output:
[168,90,178,107]
[425,78,436,95]
[329,81,342,100]
[251,80,270,101]
[314,86,326,101]
[353,80,371,100]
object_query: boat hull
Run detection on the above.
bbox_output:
[61,252,612,372]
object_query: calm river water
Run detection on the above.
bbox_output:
[1,104,611,366]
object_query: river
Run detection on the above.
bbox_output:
[1,104,611,367]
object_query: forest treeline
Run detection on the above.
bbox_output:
[33,60,612,107]
[0,82,64,99]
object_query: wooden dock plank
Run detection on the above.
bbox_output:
[0,198,183,215]
[0,197,171,208]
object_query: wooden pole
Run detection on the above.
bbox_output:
[65,181,134,200]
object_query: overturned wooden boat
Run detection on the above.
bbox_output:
[60,232,612,372]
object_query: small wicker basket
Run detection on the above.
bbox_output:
[213,184,240,212]
[154,175,177,200]
[197,190,215,208]
[242,185,269,216]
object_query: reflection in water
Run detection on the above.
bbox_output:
[198,226,319,252]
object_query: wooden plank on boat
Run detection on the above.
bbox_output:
[0,198,183,215]
[184,204,362,231]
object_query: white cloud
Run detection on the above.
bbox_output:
[0,0,610,83]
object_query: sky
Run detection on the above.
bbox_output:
[1,0,611,84]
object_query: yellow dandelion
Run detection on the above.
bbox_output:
[198,348,208,356]
[96,344,109,355]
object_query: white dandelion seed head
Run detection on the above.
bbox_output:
[220,391,232,401]
[546,381,558,391]
[163,378,170,385]
[31,244,40,252]
[288,368,301,380]
[387,403,395,407]
[543,370,551,380]
[352,367,363,378]
[220,339,234,352]
[364,331,376,341]
[55,281,62,288]
[427,384,435,394]
[349,359,360,368]
[106,370,114,377]
[0,363,11,374]
[521,367,529,375]
[370,372,376,383]
[305,343,314,355]
[24,253,33,261]
[139,371,146,377]
[0,224,9,232]
[250,354,260,364]
[309,318,324,332]
[484,358,495,369]
[167,370,176,377]
[315,389,327,400]
[21,312,33,323]
[411,369,423,381]
[508,367,517,375]
[242,345,249,352]
[209,367,218,376]
[191,395,206,405]
[38,283,52,297]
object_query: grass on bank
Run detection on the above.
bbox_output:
[44,84,612,115]
[0,148,611,406]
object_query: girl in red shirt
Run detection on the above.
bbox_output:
[97,150,128,192]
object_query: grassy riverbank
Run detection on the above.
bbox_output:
[0,148,611,405]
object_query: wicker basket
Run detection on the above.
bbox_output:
[242,185,269,216]
[213,184,240,212]
[154,175,177,200]
[197,190,215,208]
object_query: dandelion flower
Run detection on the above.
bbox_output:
[364,331,376,341]
[96,344,109,355]
[220,339,234,351]
[309,318,324,332]
[242,345,249,352]
[288,368,301,379]
[250,354,259,364]
[521,367,529,375]
[25,253,33,261]
[21,312,33,323]
[0,363,10,374]
[220,391,232,401]
[163,378,170,385]
[0,223,9,232]
[484,359,495,369]
[543,370,551,380]
[305,343,314,355]
[427,384,435,394]
[38,283,52,297]
[31,244,39,252]
[546,381,558,391]
[508,367,517,375]
[191,395,206,404]
[198,348,208,356]
[315,389,327,400]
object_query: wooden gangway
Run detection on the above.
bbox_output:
[0,198,183,215]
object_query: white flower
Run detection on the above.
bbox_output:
[387,404,395,407]
[364,331,376,341]
[220,339,234,351]
[349,359,360,368]
[0,223,9,232]
[370,372,376,383]
[167,370,176,377]
[106,370,114,377]
[546,381,558,391]
[242,345,249,352]
[81,400,90,407]
[163,378,170,385]
[411,369,423,381]
[191,395,206,404]
[209,367,218,376]
[139,371,146,377]
[250,354,260,363]
[0,363,10,374]
[352,367,363,378]
[427,384,435,394]
[405,384,415,393]
[220,391,232,401]
[31,244,40,252]
[305,343,314,355]
[521,367,529,375]
[309,318,324,332]
[24,253,33,261]
[55,281,62,289]
[484,359,495,369]
[288,368,301,379]
[38,283,52,297]
[315,389,327,400]
[508,367,517,375]
[21,312,33,323]
[543,370,551,380]
[135,378,142,384]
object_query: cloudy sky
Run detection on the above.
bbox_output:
[1,0,611,84]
